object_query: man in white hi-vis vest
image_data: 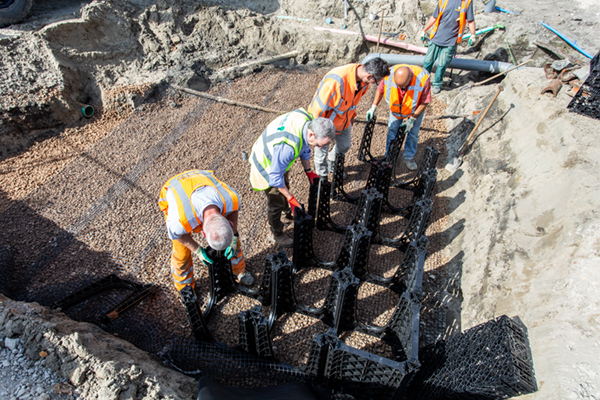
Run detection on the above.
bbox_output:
[249,109,336,247]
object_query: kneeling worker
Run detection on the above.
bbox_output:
[249,108,336,247]
[159,170,254,289]
[366,64,431,170]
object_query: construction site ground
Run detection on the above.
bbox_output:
[1,0,600,399]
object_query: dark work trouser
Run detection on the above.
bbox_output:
[264,172,291,235]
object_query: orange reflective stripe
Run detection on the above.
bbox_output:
[430,0,449,40]
[430,0,471,44]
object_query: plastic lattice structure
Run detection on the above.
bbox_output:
[392,146,439,188]
[331,152,359,203]
[357,115,378,164]
[262,252,296,327]
[374,199,432,250]
[320,266,361,333]
[568,49,600,120]
[179,285,215,343]
[238,305,275,360]
[51,274,158,325]
[304,328,412,399]
[406,315,538,400]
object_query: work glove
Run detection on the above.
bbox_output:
[468,36,475,47]
[193,246,213,265]
[287,196,302,216]
[366,105,377,121]
[305,170,320,185]
[402,116,417,133]
[224,233,239,260]
[419,31,426,43]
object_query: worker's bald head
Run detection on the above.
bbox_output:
[394,66,412,88]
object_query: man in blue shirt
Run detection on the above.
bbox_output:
[249,110,336,247]
[420,0,476,94]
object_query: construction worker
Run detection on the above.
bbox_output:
[366,64,432,170]
[249,109,336,247]
[420,0,476,94]
[158,170,254,290]
[307,57,390,177]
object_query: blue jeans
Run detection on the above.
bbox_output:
[385,112,424,159]
[423,43,456,89]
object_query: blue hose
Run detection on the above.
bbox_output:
[541,21,593,59]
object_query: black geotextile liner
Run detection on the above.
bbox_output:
[197,376,330,400]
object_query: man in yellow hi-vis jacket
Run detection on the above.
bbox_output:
[158,170,254,290]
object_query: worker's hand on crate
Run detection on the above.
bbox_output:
[402,116,416,132]
[194,246,213,265]
[305,169,320,185]
[224,233,239,260]
[287,196,302,216]
[366,105,377,121]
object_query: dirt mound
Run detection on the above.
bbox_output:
[0,294,197,399]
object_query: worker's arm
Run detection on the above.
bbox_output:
[300,158,311,171]
[423,16,437,33]
[373,89,384,107]
[413,103,428,118]
[175,234,200,252]
[226,210,239,234]
[278,185,293,200]
[468,20,476,37]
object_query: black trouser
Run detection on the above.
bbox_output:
[264,172,291,234]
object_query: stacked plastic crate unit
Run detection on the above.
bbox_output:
[567,49,600,120]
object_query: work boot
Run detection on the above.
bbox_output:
[403,157,418,171]
[282,211,294,225]
[237,271,254,286]
[269,232,294,248]
[432,86,441,95]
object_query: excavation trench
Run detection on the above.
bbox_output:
[0,66,455,398]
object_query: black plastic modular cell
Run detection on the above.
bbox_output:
[315,178,348,233]
[321,266,360,334]
[179,285,215,343]
[264,252,296,327]
[392,146,439,189]
[406,315,538,400]
[334,224,372,278]
[331,152,359,204]
[238,305,275,360]
[374,199,432,250]
[383,163,437,216]
[51,274,158,324]
[367,236,428,293]
[349,188,384,234]
[568,49,600,120]
[364,160,395,195]
[309,329,411,399]
[357,115,378,164]
[204,248,266,318]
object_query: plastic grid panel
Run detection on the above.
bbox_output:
[567,50,600,120]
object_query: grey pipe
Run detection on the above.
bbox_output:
[362,53,515,74]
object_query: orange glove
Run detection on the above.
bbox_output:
[305,170,320,185]
[287,196,302,216]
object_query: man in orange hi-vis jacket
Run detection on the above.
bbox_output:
[307,57,390,177]
[158,170,254,290]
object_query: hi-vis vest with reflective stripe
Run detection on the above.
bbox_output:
[430,0,472,44]
[158,170,239,233]
[249,108,312,191]
[384,65,429,120]
[307,64,368,134]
